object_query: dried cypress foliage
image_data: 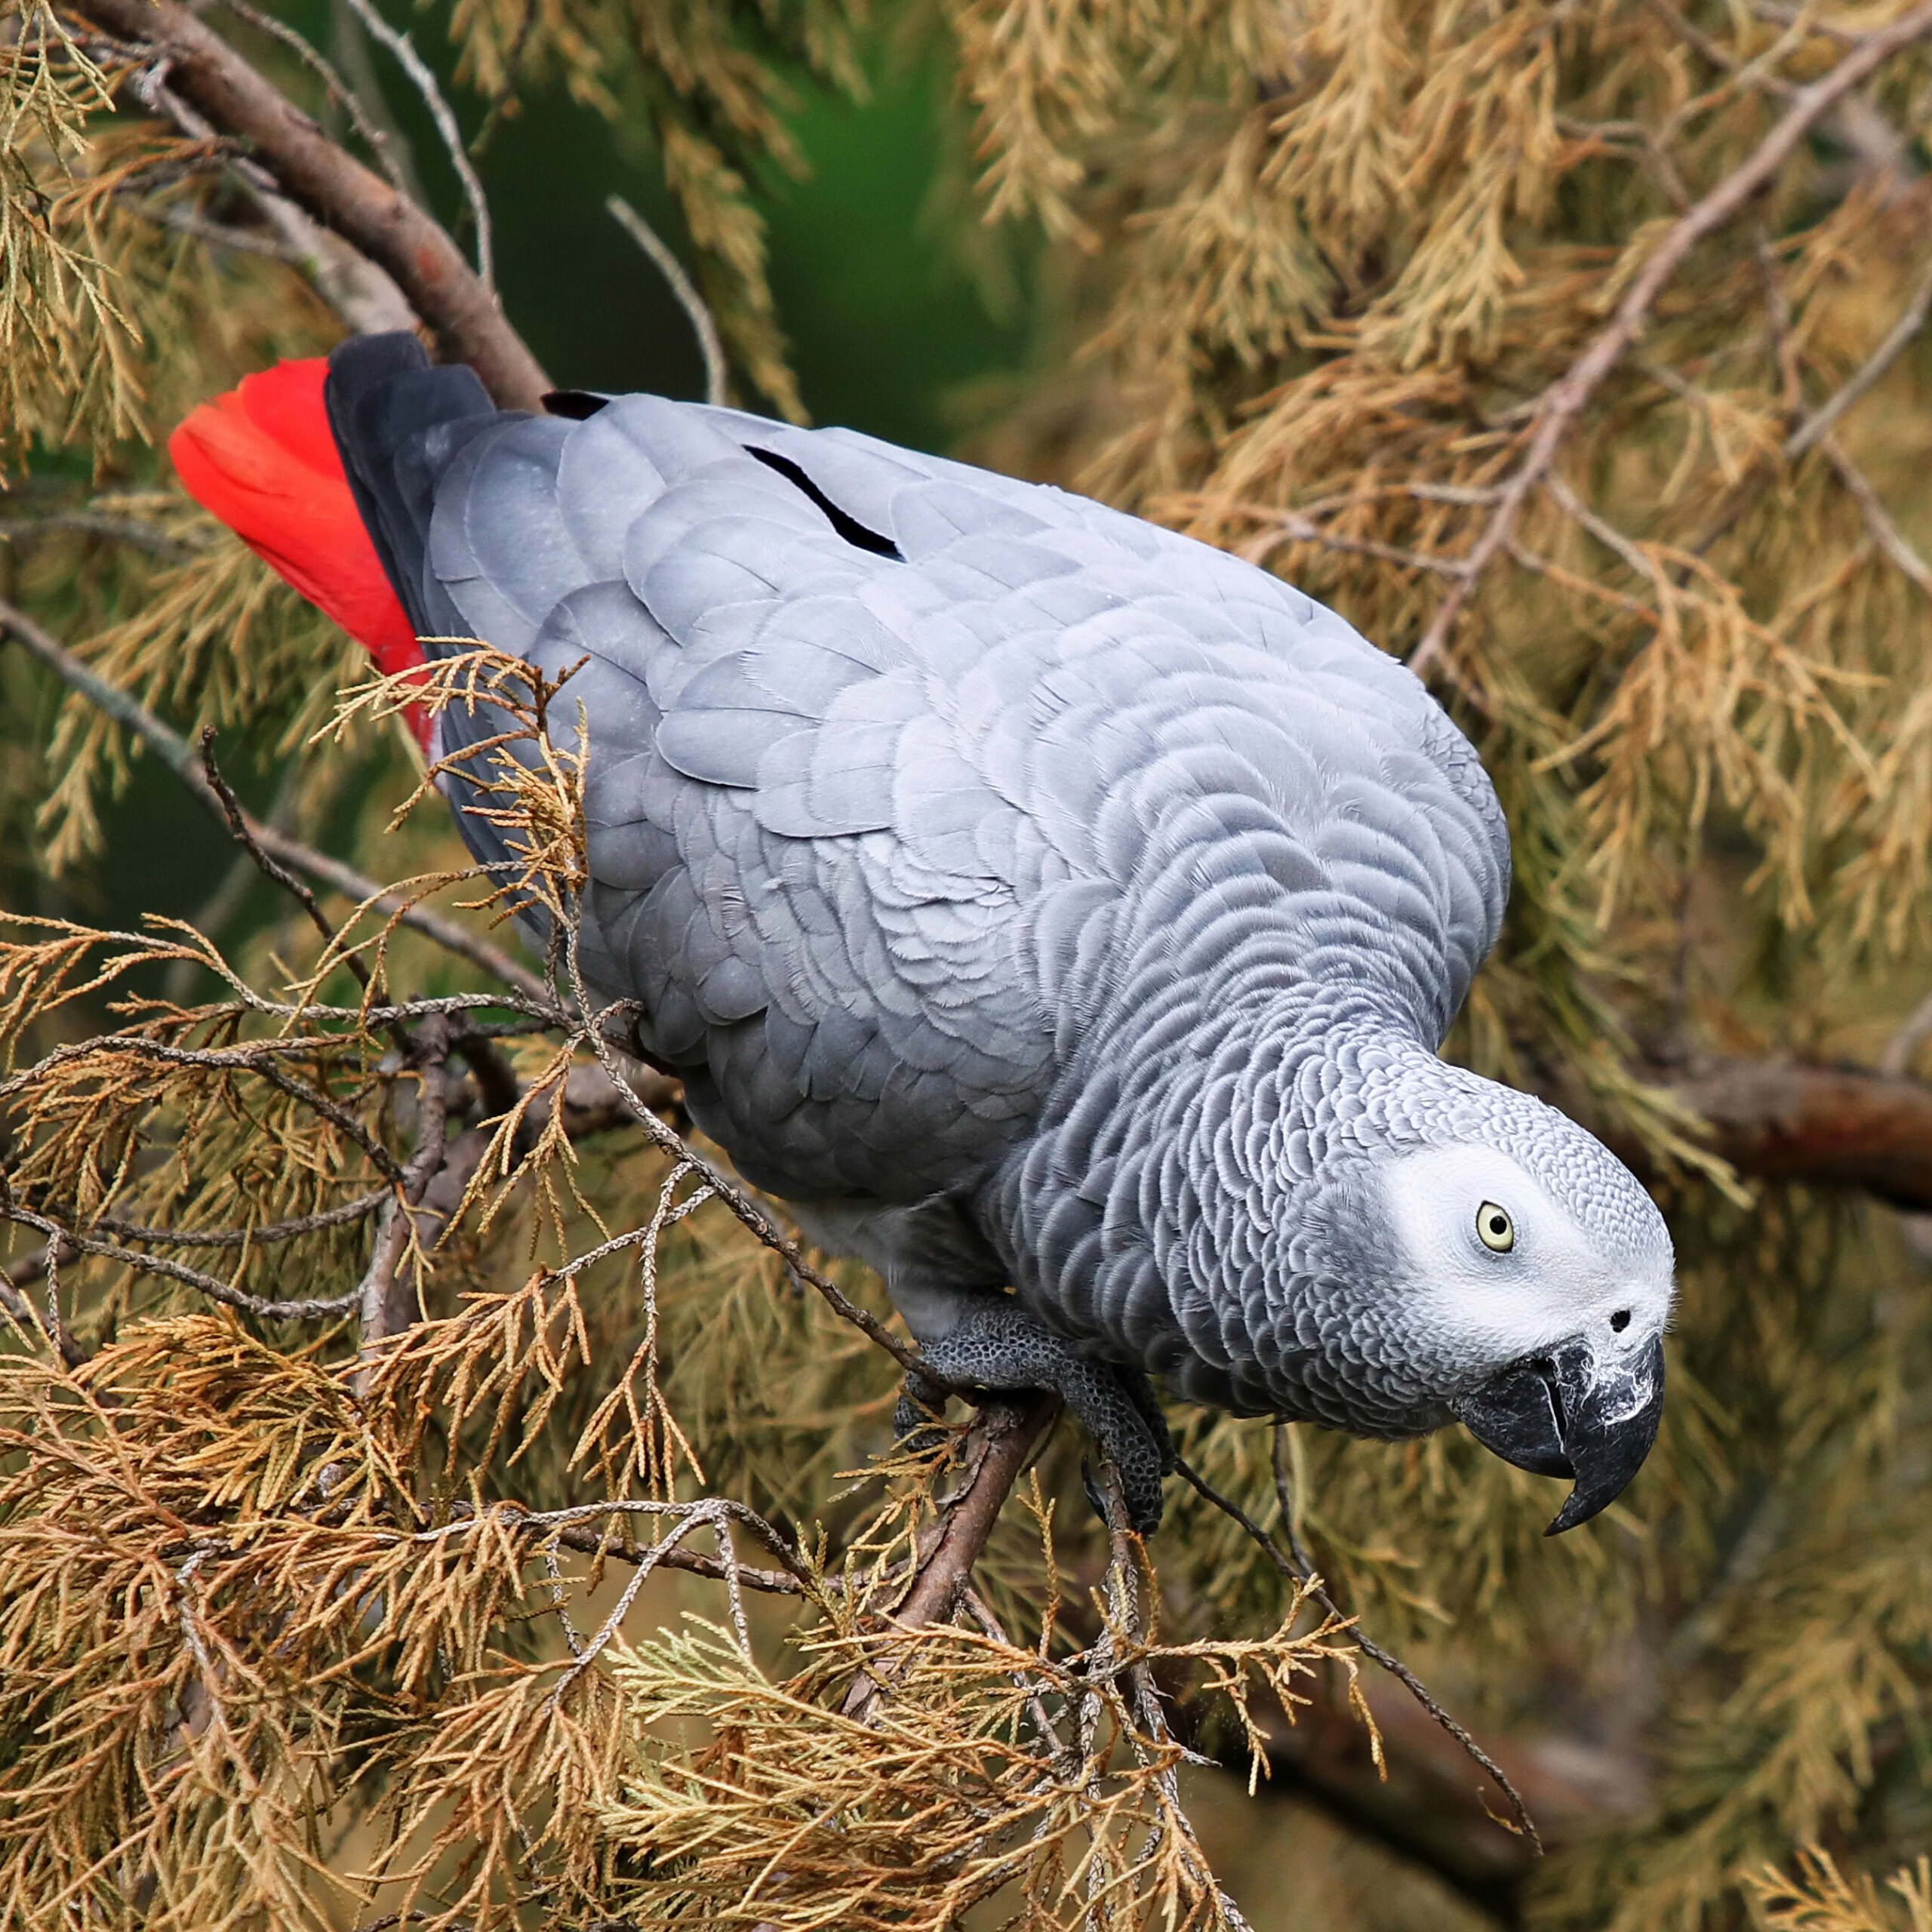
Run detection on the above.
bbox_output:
[2,2,1930,1927]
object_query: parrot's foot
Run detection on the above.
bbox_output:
[893,1300,1172,1534]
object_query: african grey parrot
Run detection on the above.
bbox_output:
[173,332,1675,1534]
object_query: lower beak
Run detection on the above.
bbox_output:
[1451,1334,1665,1535]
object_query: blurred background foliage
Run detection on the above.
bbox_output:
[4,1,1932,1929]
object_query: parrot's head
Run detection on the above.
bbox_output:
[1300,1056,1675,1534]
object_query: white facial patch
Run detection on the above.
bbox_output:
[1379,1143,1672,1365]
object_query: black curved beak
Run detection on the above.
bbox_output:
[1451,1334,1665,1535]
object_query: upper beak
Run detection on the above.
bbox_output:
[1450,1333,1665,1535]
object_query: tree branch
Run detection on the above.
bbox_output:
[67,0,547,407]
[1172,1449,1542,1854]
[353,1017,453,1386]
[0,1198,364,1321]
[890,1395,1059,1629]
[606,195,728,407]
[334,0,494,290]
[838,1393,1060,1726]
[1661,1054,1932,1211]
[1786,253,1932,461]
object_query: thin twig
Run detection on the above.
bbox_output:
[0,1246,89,1368]
[413,1495,813,1596]
[548,1502,740,1701]
[1644,0,1795,97]
[607,195,728,407]
[1240,514,1472,579]
[0,1199,363,1321]
[1786,254,1932,460]
[199,727,374,994]
[125,192,306,263]
[94,1189,391,1250]
[0,591,546,998]
[334,0,494,291]
[1406,0,1932,678]
[1821,435,1932,595]
[213,0,411,198]
[1171,1445,1543,1856]
[4,1033,407,1183]
[565,926,926,1377]
[328,0,429,206]
[0,508,202,558]
[163,762,310,1004]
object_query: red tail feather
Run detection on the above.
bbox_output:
[170,357,430,747]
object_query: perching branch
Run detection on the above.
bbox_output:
[884,1394,1060,1630]
[1406,0,1932,678]
[66,0,547,407]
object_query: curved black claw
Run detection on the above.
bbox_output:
[912,1300,1169,1534]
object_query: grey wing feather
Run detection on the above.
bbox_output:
[416,387,1509,1206]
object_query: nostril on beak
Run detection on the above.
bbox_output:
[1609,1308,1632,1333]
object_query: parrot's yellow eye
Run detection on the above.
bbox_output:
[1476,1202,1515,1253]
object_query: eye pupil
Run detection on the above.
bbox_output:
[1610,1309,1632,1333]
[1476,1202,1515,1251]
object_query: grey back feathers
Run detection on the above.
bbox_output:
[326,336,1527,1434]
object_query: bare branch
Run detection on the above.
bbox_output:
[1820,434,1932,596]
[1239,513,1471,580]
[211,0,411,198]
[121,195,314,262]
[447,1496,811,1595]
[1786,254,1932,460]
[69,0,543,405]
[0,508,204,558]
[1660,1054,1932,1210]
[199,727,375,995]
[1171,1448,1543,1857]
[128,61,418,336]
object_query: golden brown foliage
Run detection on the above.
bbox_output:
[1750,1850,1932,1932]
[0,654,1373,1930]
